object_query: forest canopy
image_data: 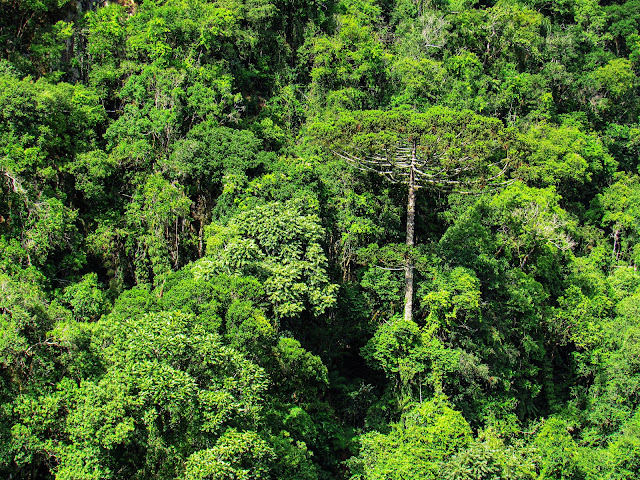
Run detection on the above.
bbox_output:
[1,0,640,478]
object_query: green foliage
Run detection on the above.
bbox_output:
[272,336,329,403]
[123,173,192,287]
[440,428,537,480]
[532,417,583,479]
[419,266,482,330]
[594,173,640,265]
[2,0,640,477]
[184,429,275,480]
[0,73,104,272]
[304,1,391,112]
[363,316,459,403]
[61,273,108,322]
[66,310,269,478]
[350,397,472,480]
[205,199,337,318]
[312,106,513,189]
[516,121,617,199]
[0,0,76,77]
[360,265,404,316]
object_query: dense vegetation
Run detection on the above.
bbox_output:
[1,0,640,478]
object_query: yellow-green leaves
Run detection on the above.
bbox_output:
[352,397,472,480]
[205,200,337,318]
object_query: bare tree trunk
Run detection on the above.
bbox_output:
[404,143,416,322]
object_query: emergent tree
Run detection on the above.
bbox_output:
[312,106,514,322]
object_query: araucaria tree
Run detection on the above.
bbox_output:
[313,106,513,321]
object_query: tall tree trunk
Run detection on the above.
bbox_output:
[404,143,416,322]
